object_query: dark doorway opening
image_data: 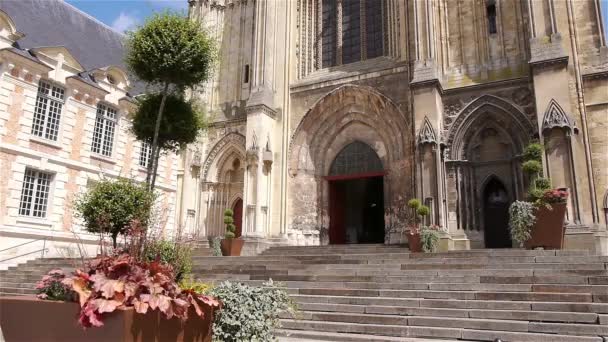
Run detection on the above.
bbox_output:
[329,175,385,244]
[483,178,512,248]
[232,198,243,238]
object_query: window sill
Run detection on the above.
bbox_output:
[16,216,53,228]
[29,136,62,150]
[90,153,116,164]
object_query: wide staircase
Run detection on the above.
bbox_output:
[1,244,607,341]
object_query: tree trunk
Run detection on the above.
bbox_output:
[150,146,162,190]
[146,82,170,190]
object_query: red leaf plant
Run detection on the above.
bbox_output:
[61,253,220,328]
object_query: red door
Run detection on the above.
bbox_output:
[329,181,346,244]
[232,199,243,238]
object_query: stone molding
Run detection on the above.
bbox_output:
[417,116,437,145]
[542,99,578,133]
[201,132,246,181]
[529,34,569,68]
[246,103,277,119]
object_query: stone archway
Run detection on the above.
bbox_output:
[445,95,535,247]
[201,133,246,237]
[288,85,413,245]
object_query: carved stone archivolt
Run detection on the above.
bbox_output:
[542,99,578,133]
[201,132,246,181]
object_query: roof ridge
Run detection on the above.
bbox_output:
[59,0,125,37]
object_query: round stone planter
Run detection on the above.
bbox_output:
[0,296,215,342]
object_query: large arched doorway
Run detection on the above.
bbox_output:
[327,141,385,244]
[482,177,512,248]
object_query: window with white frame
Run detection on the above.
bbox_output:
[139,141,152,168]
[32,81,65,141]
[91,104,117,157]
[18,168,53,218]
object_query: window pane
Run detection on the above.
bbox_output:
[19,169,52,218]
[92,104,117,157]
[19,169,36,216]
[365,0,384,59]
[322,0,337,68]
[33,172,51,218]
[31,82,64,141]
[342,0,361,65]
[91,115,105,154]
[139,141,152,167]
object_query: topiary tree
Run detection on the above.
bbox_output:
[131,93,206,187]
[407,198,421,227]
[224,209,236,239]
[74,178,155,248]
[125,12,215,190]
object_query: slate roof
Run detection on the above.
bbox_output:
[0,0,145,95]
[0,0,125,70]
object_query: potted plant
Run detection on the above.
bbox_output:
[420,225,441,253]
[405,199,431,253]
[0,252,221,342]
[220,209,244,256]
[508,142,569,249]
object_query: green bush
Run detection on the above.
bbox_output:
[224,209,236,239]
[522,160,542,176]
[74,178,155,247]
[416,205,430,217]
[528,187,545,203]
[143,239,192,282]
[508,201,536,247]
[407,199,421,209]
[208,281,296,342]
[534,177,551,191]
[523,142,543,162]
[420,226,440,253]
[180,276,212,295]
[211,236,222,257]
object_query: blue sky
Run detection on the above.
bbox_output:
[68,0,607,37]
[66,0,189,33]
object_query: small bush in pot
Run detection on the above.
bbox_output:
[508,201,536,247]
[420,225,440,253]
[35,269,76,302]
[220,209,244,256]
[208,280,296,342]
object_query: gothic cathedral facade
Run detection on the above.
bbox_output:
[179,0,608,254]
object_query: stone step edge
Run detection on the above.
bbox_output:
[275,329,465,342]
[296,303,602,323]
[279,319,605,342]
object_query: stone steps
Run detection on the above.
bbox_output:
[276,329,463,342]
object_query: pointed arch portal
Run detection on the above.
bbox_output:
[327,141,385,245]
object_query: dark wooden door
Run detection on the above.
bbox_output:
[329,181,346,244]
[232,198,243,238]
[483,178,512,248]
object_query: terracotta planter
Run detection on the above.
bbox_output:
[407,233,423,253]
[220,238,244,256]
[0,296,214,342]
[525,202,567,250]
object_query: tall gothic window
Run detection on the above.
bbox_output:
[320,0,385,68]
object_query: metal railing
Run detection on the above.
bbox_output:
[0,237,48,263]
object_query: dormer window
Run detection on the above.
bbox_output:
[106,74,116,85]
[487,1,497,34]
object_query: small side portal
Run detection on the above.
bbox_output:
[483,178,512,248]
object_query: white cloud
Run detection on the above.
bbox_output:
[146,0,189,12]
[111,12,139,33]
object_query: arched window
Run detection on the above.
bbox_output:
[329,141,383,176]
[320,0,386,68]
[486,0,497,34]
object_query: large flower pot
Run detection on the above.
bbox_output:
[407,233,423,253]
[0,296,214,342]
[525,202,567,250]
[220,238,244,256]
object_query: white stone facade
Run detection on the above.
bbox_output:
[0,9,179,267]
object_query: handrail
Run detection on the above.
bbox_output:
[0,248,49,263]
[0,237,47,253]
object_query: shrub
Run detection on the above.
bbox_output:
[420,226,440,253]
[180,276,212,295]
[74,178,155,247]
[508,201,536,247]
[534,177,551,191]
[522,160,542,176]
[60,253,220,328]
[208,280,296,342]
[211,236,222,256]
[35,269,75,301]
[143,239,192,282]
[224,209,236,239]
[407,199,421,209]
[416,205,430,217]
[522,142,543,162]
